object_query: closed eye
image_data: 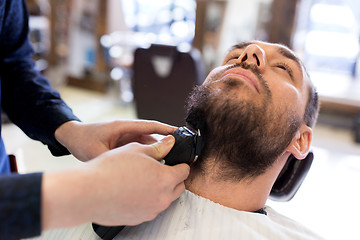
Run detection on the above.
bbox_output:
[223,50,243,64]
[277,65,287,71]
[276,63,294,80]
[225,56,239,64]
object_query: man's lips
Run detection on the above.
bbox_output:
[220,68,260,93]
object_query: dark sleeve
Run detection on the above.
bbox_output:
[0,0,80,156]
[0,173,42,239]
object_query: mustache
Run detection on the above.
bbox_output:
[224,62,271,97]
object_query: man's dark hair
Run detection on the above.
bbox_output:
[303,70,320,128]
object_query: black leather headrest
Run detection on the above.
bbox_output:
[269,151,314,201]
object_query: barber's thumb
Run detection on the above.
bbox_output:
[150,135,175,160]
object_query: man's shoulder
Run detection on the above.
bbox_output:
[263,206,325,239]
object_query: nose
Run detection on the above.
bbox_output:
[237,44,266,72]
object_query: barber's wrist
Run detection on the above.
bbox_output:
[54,120,82,149]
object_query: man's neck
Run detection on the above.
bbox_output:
[184,157,287,212]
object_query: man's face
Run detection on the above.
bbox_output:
[204,41,308,118]
[186,41,310,180]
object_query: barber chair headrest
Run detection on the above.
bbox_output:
[269,151,314,202]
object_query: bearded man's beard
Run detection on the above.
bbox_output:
[185,80,301,181]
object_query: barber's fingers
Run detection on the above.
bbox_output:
[145,135,175,160]
[142,137,190,193]
[147,136,190,181]
[170,164,190,194]
[168,163,190,185]
[136,135,158,145]
[165,164,190,205]
[137,120,177,135]
[123,120,177,136]
[172,181,186,199]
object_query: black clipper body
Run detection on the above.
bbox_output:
[163,126,203,166]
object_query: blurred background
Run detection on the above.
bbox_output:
[4,0,360,239]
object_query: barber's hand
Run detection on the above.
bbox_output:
[54,120,177,161]
[88,135,189,226]
[42,135,190,230]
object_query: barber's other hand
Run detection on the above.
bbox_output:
[54,120,177,161]
[42,135,190,230]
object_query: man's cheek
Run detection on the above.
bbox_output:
[203,66,228,85]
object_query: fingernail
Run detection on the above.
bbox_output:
[161,135,174,144]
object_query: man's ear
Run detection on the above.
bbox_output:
[286,124,312,160]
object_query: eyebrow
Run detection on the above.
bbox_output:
[277,47,302,69]
[230,42,252,52]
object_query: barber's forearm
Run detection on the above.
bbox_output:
[41,167,95,230]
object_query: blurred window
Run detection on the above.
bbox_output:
[121,0,196,43]
[301,1,359,75]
